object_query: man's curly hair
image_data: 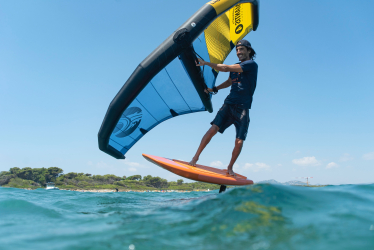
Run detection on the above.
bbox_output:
[247,47,256,60]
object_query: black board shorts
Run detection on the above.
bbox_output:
[210,103,250,140]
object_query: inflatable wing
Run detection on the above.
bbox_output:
[98,0,260,159]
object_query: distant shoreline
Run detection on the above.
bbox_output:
[0,168,220,191]
[11,187,212,192]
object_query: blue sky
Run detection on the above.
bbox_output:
[1,0,373,185]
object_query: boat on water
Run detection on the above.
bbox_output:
[46,182,59,190]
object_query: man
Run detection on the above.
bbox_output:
[188,40,258,176]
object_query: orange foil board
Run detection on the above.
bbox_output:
[142,154,253,186]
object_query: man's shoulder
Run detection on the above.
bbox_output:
[240,59,257,66]
[239,60,258,72]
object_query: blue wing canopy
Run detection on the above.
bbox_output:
[109,34,216,155]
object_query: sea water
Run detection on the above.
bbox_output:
[1,184,374,250]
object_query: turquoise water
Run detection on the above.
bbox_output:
[1,184,374,250]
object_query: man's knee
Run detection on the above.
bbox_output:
[235,138,244,147]
[209,124,219,134]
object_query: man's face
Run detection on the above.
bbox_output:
[236,46,250,62]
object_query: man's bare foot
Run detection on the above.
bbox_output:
[188,157,198,167]
[226,169,237,177]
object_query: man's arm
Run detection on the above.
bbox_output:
[217,77,232,90]
[205,77,232,94]
[196,58,243,73]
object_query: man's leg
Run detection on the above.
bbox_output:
[227,107,249,176]
[227,138,244,176]
[189,125,219,166]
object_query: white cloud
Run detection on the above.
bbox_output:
[122,159,146,172]
[123,160,140,167]
[243,162,271,172]
[210,161,224,167]
[326,162,339,169]
[292,156,320,166]
[340,153,353,162]
[363,152,374,160]
[243,163,253,169]
[95,161,111,169]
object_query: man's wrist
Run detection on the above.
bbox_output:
[206,61,215,68]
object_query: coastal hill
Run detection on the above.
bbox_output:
[0,167,219,191]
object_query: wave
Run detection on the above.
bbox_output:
[1,184,374,250]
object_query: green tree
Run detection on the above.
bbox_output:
[177,179,184,185]
[127,175,142,181]
[144,176,168,188]
[92,175,104,182]
[39,175,46,185]
[47,167,63,180]
[9,167,21,175]
[143,175,152,181]
[18,167,34,180]
[65,172,78,179]
[31,168,48,184]
[103,174,122,184]
[0,171,15,186]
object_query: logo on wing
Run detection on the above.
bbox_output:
[234,4,241,25]
[113,107,142,138]
[233,4,243,34]
[235,24,243,34]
